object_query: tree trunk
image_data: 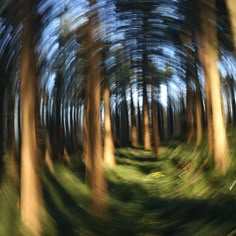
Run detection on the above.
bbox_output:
[82,16,107,217]
[103,75,116,167]
[226,0,236,50]
[196,32,213,154]
[137,98,143,145]
[167,83,174,138]
[186,68,195,143]
[192,39,203,146]
[20,0,42,234]
[120,92,129,147]
[114,88,120,146]
[229,78,236,123]
[200,0,229,173]
[130,85,138,147]
[151,83,160,156]
[143,78,151,150]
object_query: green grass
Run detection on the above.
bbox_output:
[1,142,236,235]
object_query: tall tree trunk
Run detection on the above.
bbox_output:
[120,91,129,147]
[151,83,160,156]
[103,74,115,167]
[196,33,213,154]
[137,98,143,145]
[192,40,203,146]
[167,83,174,138]
[143,78,151,149]
[130,85,138,147]
[200,0,229,173]
[115,90,120,146]
[82,13,107,217]
[185,68,195,143]
[20,0,42,234]
[226,0,236,50]
[229,78,236,123]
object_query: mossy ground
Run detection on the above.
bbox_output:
[1,141,236,235]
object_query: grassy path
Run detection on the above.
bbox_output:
[1,145,236,235]
[42,146,236,235]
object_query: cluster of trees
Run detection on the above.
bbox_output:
[0,0,236,234]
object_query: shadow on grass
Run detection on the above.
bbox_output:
[41,146,236,236]
[43,169,236,235]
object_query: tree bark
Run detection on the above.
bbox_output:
[20,0,42,234]
[103,74,116,167]
[130,85,138,147]
[151,83,160,156]
[120,91,129,147]
[143,78,151,150]
[82,12,107,217]
[200,0,229,173]
[226,0,236,50]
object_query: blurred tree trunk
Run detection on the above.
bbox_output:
[229,77,236,123]
[151,82,160,156]
[0,60,5,172]
[143,71,151,149]
[167,83,174,138]
[130,84,138,147]
[186,87,194,143]
[200,0,229,173]
[158,102,164,141]
[196,31,213,154]
[226,0,236,49]
[82,7,107,217]
[191,34,203,146]
[5,86,19,183]
[120,91,129,146]
[137,98,143,145]
[115,89,120,146]
[103,73,116,167]
[185,65,195,143]
[19,0,42,234]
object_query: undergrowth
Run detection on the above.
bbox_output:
[1,142,236,235]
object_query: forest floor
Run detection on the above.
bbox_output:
[1,141,236,235]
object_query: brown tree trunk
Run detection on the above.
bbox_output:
[120,92,129,147]
[82,15,107,217]
[20,0,42,234]
[194,61,203,146]
[143,78,151,150]
[196,32,213,155]
[137,98,143,145]
[226,0,236,50]
[103,75,116,167]
[200,0,229,173]
[151,83,160,156]
[167,83,174,138]
[229,78,236,123]
[115,91,120,146]
[186,68,195,143]
[130,85,138,147]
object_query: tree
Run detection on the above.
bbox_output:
[19,0,42,234]
[199,0,229,173]
[81,1,107,217]
[226,0,236,50]
[102,47,116,167]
